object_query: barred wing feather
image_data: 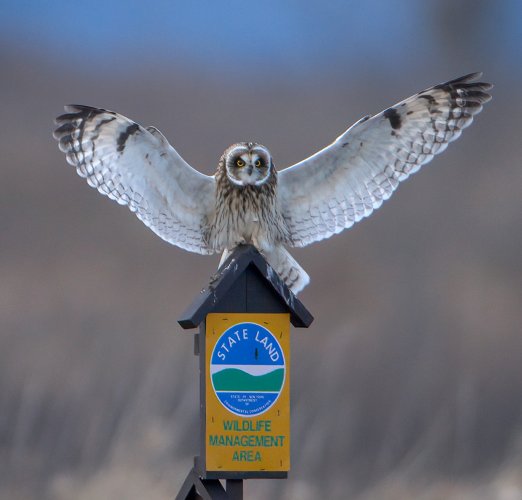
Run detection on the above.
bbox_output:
[54,105,216,254]
[279,73,492,247]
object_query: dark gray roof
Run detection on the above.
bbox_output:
[178,245,313,329]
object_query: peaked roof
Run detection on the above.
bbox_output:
[178,245,313,329]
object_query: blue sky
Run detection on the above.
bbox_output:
[1,1,520,78]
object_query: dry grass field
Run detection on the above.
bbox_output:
[1,3,521,498]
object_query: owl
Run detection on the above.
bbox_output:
[54,73,491,294]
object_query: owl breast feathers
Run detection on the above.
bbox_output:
[54,72,492,294]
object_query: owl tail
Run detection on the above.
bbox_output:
[218,246,310,295]
[263,247,310,295]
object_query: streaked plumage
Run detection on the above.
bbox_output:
[54,73,492,294]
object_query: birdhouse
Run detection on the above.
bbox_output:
[178,244,313,487]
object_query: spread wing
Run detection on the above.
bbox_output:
[278,73,492,247]
[54,105,217,254]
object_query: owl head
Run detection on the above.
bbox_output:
[222,142,273,187]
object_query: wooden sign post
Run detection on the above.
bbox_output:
[176,245,313,499]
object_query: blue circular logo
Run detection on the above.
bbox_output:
[210,322,286,417]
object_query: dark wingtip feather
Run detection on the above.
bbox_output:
[64,104,102,113]
[448,72,483,84]
[432,73,493,106]
[55,104,111,129]
[52,122,75,140]
[436,72,492,89]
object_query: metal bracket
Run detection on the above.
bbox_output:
[175,468,243,500]
[194,333,200,356]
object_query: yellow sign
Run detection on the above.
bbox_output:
[205,313,290,472]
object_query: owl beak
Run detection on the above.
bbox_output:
[246,165,253,176]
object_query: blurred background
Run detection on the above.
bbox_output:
[1,1,521,498]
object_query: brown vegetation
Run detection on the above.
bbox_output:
[1,32,521,499]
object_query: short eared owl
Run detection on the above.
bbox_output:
[54,73,491,294]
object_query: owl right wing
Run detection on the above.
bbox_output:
[54,105,217,254]
[278,73,492,247]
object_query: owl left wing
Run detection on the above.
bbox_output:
[54,105,217,254]
[278,73,492,247]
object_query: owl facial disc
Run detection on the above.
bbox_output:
[225,143,272,186]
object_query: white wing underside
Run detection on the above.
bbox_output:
[54,74,491,295]
[278,73,492,247]
[54,106,217,254]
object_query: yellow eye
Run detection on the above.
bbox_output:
[255,159,262,167]
[236,159,245,167]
